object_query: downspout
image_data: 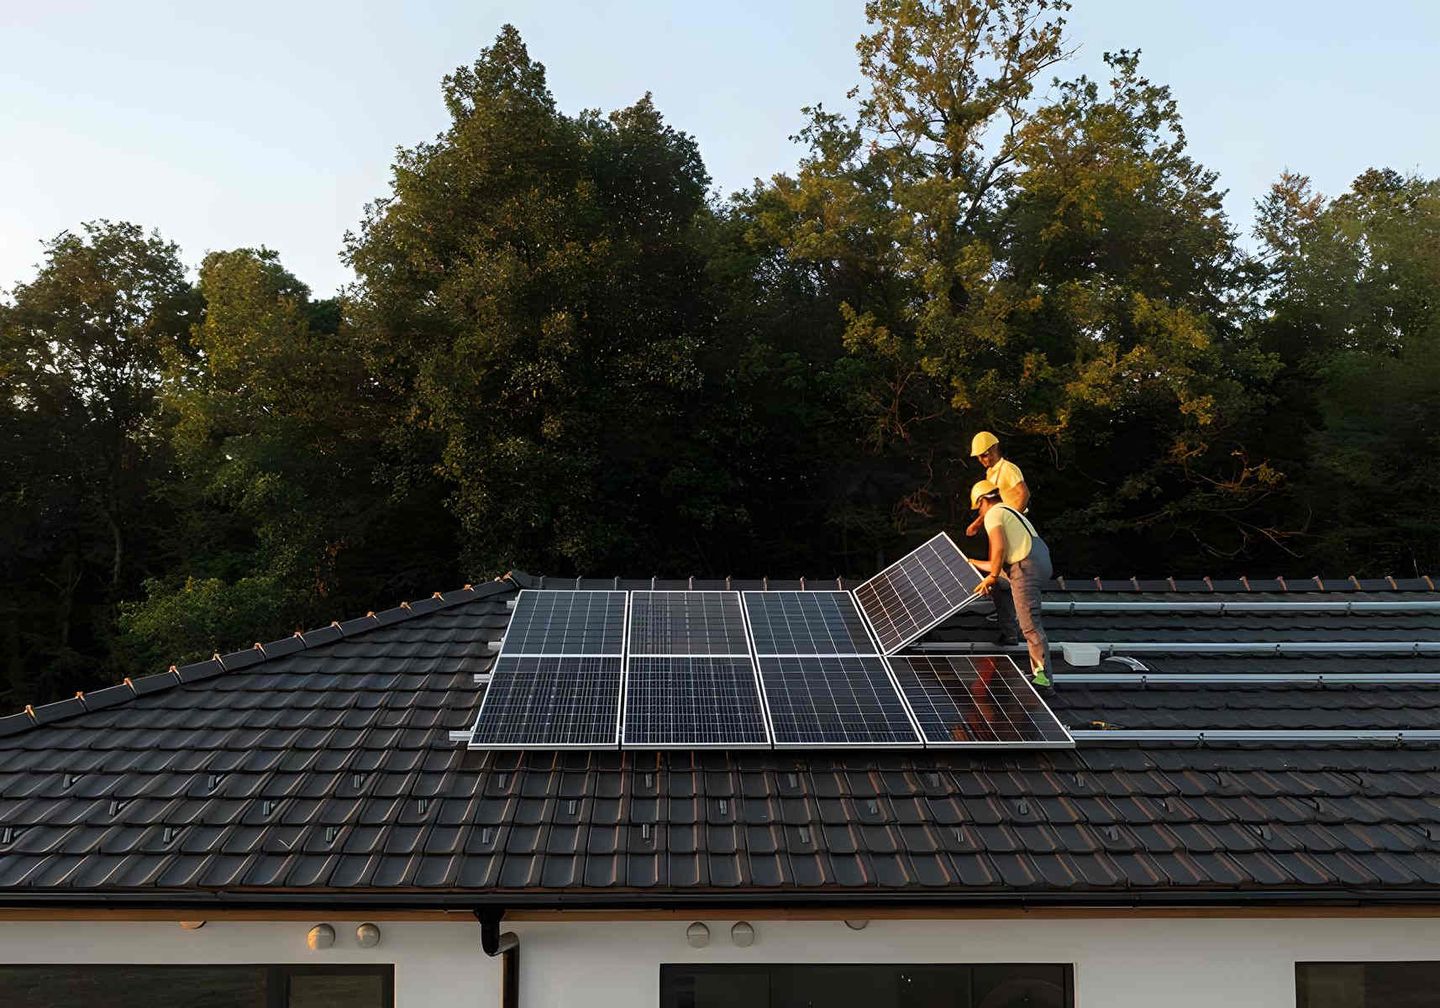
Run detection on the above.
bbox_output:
[476,909,519,1008]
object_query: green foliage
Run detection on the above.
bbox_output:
[347,26,746,576]
[117,247,459,666]
[0,221,197,705]
[743,2,1276,569]
[1255,170,1440,572]
[118,575,294,670]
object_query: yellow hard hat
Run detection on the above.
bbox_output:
[970,480,999,509]
[969,431,1000,457]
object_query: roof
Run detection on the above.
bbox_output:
[2,571,1440,911]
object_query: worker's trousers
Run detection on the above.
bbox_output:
[992,537,1053,674]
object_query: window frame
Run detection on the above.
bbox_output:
[0,963,394,1008]
[660,961,1075,1007]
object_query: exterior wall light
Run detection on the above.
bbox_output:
[356,923,382,948]
[844,920,869,931]
[307,924,336,950]
[731,921,756,947]
[685,922,711,948]
[178,921,206,930]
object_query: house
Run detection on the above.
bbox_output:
[2,569,1440,1007]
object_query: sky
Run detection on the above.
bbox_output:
[3,0,1438,297]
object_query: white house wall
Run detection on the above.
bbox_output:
[3,915,1440,1006]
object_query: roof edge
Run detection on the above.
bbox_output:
[4,886,1440,913]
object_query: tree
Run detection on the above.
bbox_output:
[118,248,460,669]
[347,26,746,576]
[0,221,197,703]
[1255,169,1440,574]
[741,0,1276,570]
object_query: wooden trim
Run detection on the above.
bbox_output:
[0,908,475,923]
[5,905,1440,923]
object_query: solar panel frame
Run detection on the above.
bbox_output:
[467,589,629,750]
[621,590,771,749]
[742,590,924,748]
[853,532,985,654]
[887,653,1074,749]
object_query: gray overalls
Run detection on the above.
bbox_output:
[990,505,1053,675]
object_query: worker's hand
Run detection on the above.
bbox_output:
[965,517,982,536]
[977,574,997,596]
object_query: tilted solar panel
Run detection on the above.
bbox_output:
[853,532,984,654]
[888,654,1073,748]
[622,656,770,747]
[741,591,878,655]
[757,656,921,746]
[469,656,623,748]
[628,590,751,656]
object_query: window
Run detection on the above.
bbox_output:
[661,963,1072,1008]
[0,964,393,1008]
[1298,962,1440,1008]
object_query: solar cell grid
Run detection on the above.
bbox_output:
[500,589,627,655]
[742,591,877,655]
[469,656,622,747]
[628,591,750,655]
[757,656,920,746]
[854,533,984,654]
[622,657,770,747]
[888,654,1073,747]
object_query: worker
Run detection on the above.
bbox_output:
[968,479,1053,689]
[964,431,1028,538]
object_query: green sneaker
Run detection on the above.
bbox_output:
[1030,666,1053,690]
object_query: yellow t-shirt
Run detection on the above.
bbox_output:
[986,458,1026,511]
[983,505,1034,566]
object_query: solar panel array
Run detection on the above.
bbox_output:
[466,537,1070,750]
[854,532,985,654]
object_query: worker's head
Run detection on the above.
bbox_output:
[969,480,1001,514]
[969,431,1002,468]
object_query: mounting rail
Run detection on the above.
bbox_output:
[1041,600,1440,614]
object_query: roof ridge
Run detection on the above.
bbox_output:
[0,577,520,741]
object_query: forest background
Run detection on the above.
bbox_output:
[4,0,1438,706]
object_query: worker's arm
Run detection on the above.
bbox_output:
[965,514,983,536]
[1007,480,1030,513]
[974,523,1007,594]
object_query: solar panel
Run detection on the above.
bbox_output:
[622,657,770,747]
[887,654,1073,748]
[469,656,623,748]
[499,589,627,655]
[628,590,751,656]
[468,589,628,749]
[853,532,984,654]
[756,656,921,746]
[741,591,878,655]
